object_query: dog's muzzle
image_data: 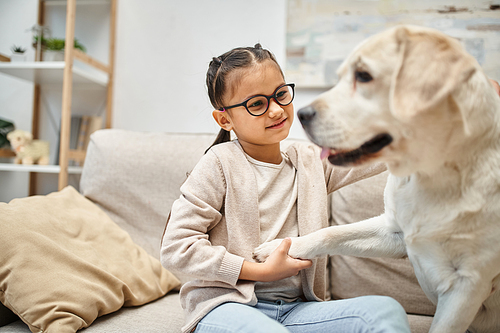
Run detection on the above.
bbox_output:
[297,106,316,128]
[297,105,392,166]
[297,105,320,143]
[326,133,393,165]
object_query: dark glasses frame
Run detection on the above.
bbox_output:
[219,83,295,117]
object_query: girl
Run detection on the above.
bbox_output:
[161,44,411,333]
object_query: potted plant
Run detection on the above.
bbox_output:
[30,24,51,61]
[43,38,65,61]
[10,45,27,62]
[42,38,87,61]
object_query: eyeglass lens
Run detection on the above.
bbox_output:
[246,85,294,115]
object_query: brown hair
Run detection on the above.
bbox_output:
[205,43,283,153]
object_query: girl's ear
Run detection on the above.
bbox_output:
[212,110,233,131]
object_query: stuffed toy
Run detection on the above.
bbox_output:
[6,129,50,165]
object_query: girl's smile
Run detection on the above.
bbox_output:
[212,59,294,164]
[267,117,288,129]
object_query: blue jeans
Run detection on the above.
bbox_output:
[194,296,411,333]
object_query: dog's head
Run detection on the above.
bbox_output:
[299,25,484,176]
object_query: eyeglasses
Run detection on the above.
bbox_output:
[219,83,295,116]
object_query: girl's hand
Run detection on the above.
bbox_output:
[239,238,312,282]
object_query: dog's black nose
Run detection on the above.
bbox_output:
[297,106,316,126]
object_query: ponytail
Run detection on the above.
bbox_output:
[205,128,231,154]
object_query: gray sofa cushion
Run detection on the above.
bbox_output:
[0,293,184,333]
[84,293,184,332]
[80,129,216,260]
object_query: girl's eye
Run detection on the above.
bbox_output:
[354,71,373,83]
[248,98,265,108]
[249,100,263,108]
[276,91,287,99]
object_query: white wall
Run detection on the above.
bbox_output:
[112,0,316,139]
[0,0,38,201]
[0,0,325,201]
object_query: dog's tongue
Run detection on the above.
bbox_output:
[320,147,331,159]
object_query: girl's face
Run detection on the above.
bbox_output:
[212,60,294,163]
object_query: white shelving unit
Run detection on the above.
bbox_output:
[0,163,82,174]
[0,61,108,86]
[0,0,116,195]
[0,60,107,179]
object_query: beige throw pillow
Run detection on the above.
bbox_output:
[0,186,180,333]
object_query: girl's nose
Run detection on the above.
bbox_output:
[268,99,284,118]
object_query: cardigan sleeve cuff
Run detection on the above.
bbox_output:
[218,251,245,286]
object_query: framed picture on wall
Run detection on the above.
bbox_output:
[286,0,500,88]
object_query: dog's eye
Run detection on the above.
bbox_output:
[354,71,373,83]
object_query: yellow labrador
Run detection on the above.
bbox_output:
[254,25,500,333]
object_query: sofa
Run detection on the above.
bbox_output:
[0,129,435,332]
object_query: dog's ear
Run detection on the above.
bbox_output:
[390,26,476,120]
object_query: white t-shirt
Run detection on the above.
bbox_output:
[244,151,303,302]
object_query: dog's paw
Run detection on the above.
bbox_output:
[252,239,283,263]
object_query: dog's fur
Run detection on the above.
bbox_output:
[253,25,500,333]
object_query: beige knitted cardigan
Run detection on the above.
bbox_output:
[161,141,386,333]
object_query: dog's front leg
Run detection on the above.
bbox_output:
[253,214,406,262]
[429,278,491,333]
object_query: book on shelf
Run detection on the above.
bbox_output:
[75,116,89,153]
[72,115,102,166]
[84,116,103,151]
[56,115,103,166]
[55,115,102,166]
[70,116,82,152]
